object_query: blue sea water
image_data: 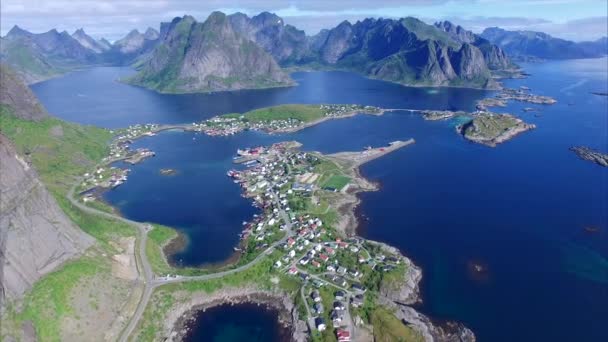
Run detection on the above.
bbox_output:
[181,303,291,342]
[31,59,608,342]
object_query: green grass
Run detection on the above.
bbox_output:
[460,113,524,142]
[321,175,350,191]
[134,255,279,340]
[17,257,109,341]
[146,225,179,276]
[371,307,424,342]
[224,104,325,123]
[0,106,111,194]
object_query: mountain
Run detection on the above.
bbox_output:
[112,28,159,55]
[228,12,311,65]
[481,27,608,60]
[98,38,113,51]
[128,12,293,93]
[0,65,93,301]
[0,25,98,83]
[434,21,514,71]
[311,17,499,88]
[0,64,48,120]
[72,28,109,53]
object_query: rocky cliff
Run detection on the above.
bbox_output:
[311,17,498,88]
[228,12,311,65]
[434,21,513,71]
[0,66,94,304]
[0,134,94,303]
[129,12,293,93]
[0,64,48,121]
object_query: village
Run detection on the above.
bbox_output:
[194,104,382,136]
[225,141,408,341]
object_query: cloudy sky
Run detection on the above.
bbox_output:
[1,0,606,42]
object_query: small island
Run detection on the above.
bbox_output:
[457,112,536,147]
[160,168,178,176]
[197,104,384,136]
[477,87,556,111]
[570,146,608,167]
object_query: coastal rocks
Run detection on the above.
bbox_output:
[386,302,476,342]
[570,146,608,167]
[457,112,536,147]
[0,133,93,302]
[372,241,422,305]
[160,168,178,176]
[0,65,48,121]
[164,287,307,342]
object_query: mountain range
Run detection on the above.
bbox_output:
[127,12,293,93]
[2,11,606,92]
[481,27,608,60]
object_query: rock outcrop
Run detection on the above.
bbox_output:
[129,12,293,93]
[0,133,94,302]
[434,21,513,71]
[228,12,311,65]
[0,64,48,121]
[0,65,93,304]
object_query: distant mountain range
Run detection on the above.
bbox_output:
[481,27,608,60]
[2,11,605,92]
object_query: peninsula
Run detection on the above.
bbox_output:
[64,103,475,342]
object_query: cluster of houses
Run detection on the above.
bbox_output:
[197,115,304,136]
[320,104,381,118]
[79,166,130,199]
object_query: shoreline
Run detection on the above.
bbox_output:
[159,287,307,342]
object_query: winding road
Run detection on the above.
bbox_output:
[67,179,294,341]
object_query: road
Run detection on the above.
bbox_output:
[67,178,294,341]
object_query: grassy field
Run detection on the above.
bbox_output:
[461,113,522,140]
[224,104,326,123]
[0,106,111,193]
[371,307,424,342]
[133,254,279,340]
[321,175,350,191]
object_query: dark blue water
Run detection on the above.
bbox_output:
[31,68,484,128]
[182,303,291,342]
[32,60,608,342]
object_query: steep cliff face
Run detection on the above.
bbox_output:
[0,134,94,302]
[434,21,513,71]
[228,12,310,65]
[0,64,47,121]
[312,17,497,88]
[0,66,94,304]
[130,12,292,93]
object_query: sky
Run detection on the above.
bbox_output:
[1,0,606,42]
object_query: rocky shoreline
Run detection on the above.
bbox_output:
[570,146,608,167]
[164,288,308,342]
